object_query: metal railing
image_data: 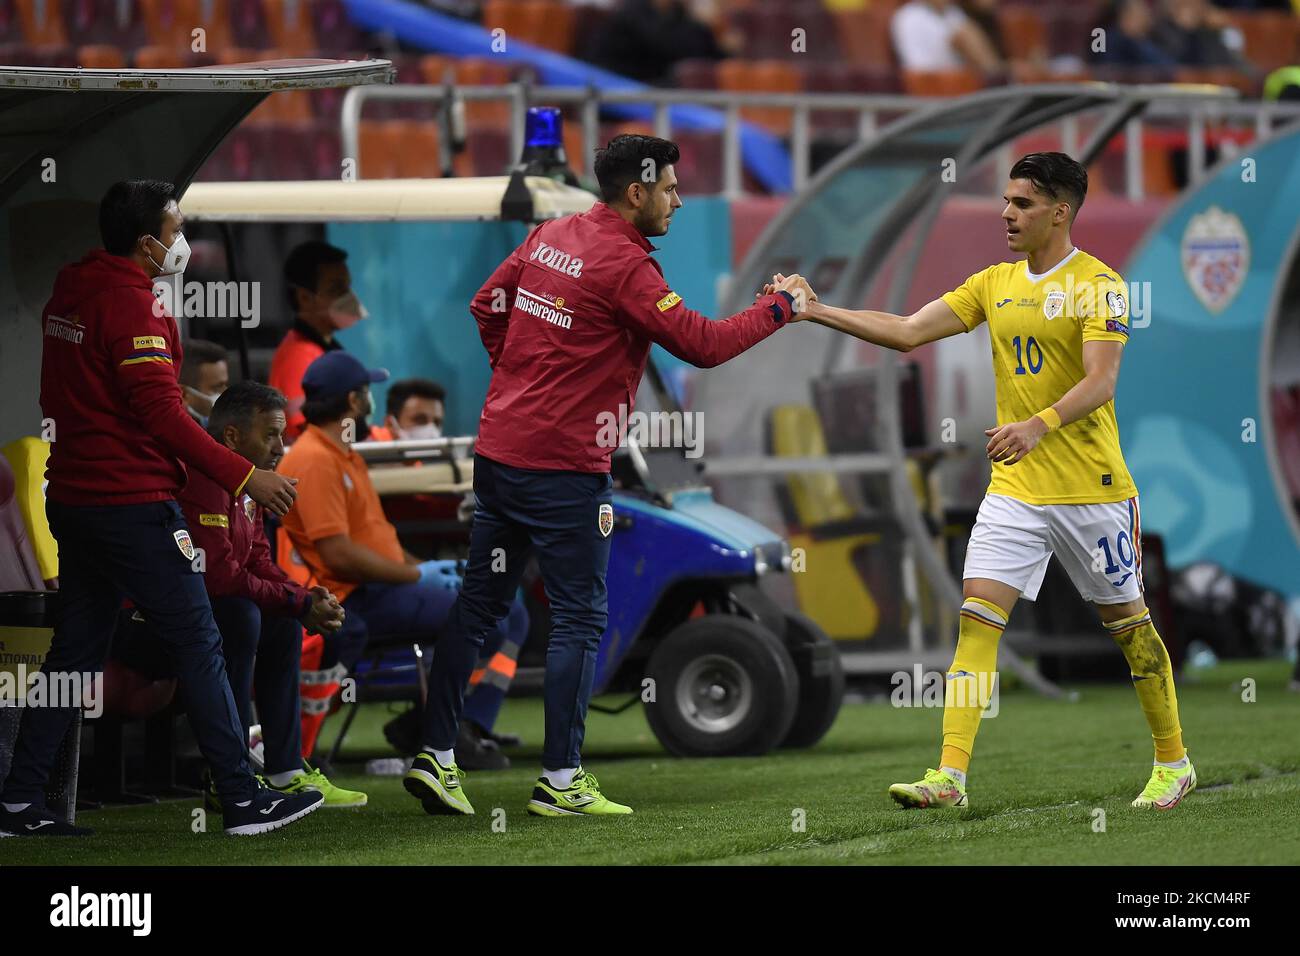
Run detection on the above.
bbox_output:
[340,82,1300,199]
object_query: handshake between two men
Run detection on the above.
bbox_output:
[758,272,818,317]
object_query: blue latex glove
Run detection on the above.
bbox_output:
[417,559,462,590]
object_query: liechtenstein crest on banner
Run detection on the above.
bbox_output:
[1181,205,1249,314]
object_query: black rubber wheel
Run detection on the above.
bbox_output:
[643,614,799,757]
[778,611,845,749]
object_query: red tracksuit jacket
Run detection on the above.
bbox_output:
[40,249,254,505]
[178,468,311,618]
[470,201,793,472]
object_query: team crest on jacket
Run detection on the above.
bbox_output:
[242,495,257,523]
[1043,290,1065,320]
[173,529,195,560]
[1181,205,1248,314]
[598,503,614,538]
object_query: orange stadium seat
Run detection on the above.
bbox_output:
[672,58,718,89]
[453,57,515,127]
[833,7,895,66]
[139,0,232,50]
[901,68,985,97]
[997,5,1048,63]
[717,59,803,135]
[15,0,67,45]
[76,43,126,68]
[1226,10,1299,74]
[262,0,316,55]
[481,0,575,54]
[358,119,405,179]
[391,120,443,178]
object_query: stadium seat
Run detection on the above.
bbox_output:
[997,5,1048,64]
[671,57,717,90]
[452,57,514,128]
[261,0,315,55]
[1174,67,1258,98]
[481,0,574,54]
[901,68,984,97]
[15,0,67,45]
[1225,10,1298,74]
[766,404,887,642]
[392,120,444,178]
[358,120,405,178]
[833,6,895,67]
[466,124,513,176]
[74,42,125,68]
[62,0,149,48]
[138,0,232,51]
[717,59,803,135]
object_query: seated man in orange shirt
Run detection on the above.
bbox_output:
[277,352,524,769]
[268,241,366,441]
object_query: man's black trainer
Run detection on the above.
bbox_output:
[222,784,323,836]
[0,804,93,837]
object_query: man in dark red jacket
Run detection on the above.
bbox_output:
[0,181,321,838]
[406,135,814,818]
[180,380,366,809]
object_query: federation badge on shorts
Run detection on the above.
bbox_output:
[173,529,195,560]
[1043,290,1066,320]
[598,503,614,538]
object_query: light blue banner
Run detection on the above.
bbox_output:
[1119,129,1300,598]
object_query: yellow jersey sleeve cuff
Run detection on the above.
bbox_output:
[233,464,256,497]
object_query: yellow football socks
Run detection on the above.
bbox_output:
[1105,609,1185,763]
[939,597,1008,775]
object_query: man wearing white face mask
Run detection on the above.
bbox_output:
[367,377,446,443]
[269,241,368,442]
[179,338,230,426]
[1,180,320,838]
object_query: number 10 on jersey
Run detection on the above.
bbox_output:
[1012,335,1043,375]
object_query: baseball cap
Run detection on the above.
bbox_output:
[301,350,389,399]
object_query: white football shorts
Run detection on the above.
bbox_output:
[962,493,1145,605]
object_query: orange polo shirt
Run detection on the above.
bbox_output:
[276,424,405,602]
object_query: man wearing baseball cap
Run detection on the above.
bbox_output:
[276,352,519,767]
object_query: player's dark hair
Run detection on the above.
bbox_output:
[1010,152,1088,220]
[284,240,348,311]
[208,381,287,437]
[302,389,357,426]
[180,339,228,387]
[385,377,447,418]
[594,134,681,205]
[99,180,177,256]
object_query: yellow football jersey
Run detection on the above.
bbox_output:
[941,247,1138,505]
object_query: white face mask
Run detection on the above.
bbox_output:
[147,233,191,276]
[329,291,368,330]
[397,423,442,441]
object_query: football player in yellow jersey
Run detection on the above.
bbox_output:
[790,152,1193,811]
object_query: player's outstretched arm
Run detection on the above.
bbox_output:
[803,296,967,352]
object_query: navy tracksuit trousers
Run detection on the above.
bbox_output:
[421,454,613,770]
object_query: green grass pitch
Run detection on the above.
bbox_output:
[5,660,1298,865]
